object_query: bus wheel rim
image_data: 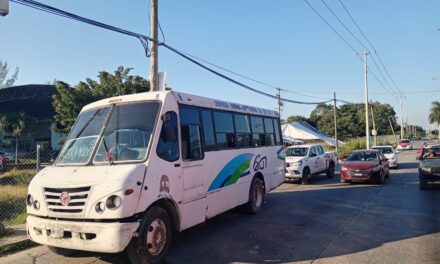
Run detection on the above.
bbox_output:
[254,182,263,207]
[146,219,166,256]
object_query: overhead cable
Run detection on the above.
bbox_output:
[11,0,330,105]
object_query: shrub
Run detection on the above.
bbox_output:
[0,185,27,226]
[339,139,366,159]
[0,168,36,185]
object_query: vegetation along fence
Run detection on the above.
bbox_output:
[0,147,58,233]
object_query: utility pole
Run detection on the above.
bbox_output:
[359,51,371,149]
[370,103,377,147]
[388,116,397,143]
[333,92,338,154]
[400,96,404,139]
[149,0,159,91]
[276,88,283,116]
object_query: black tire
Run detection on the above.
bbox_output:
[419,179,428,190]
[127,206,172,264]
[377,170,385,184]
[244,176,265,214]
[302,167,311,185]
[48,246,77,257]
[326,162,335,178]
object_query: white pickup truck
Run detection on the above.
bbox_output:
[285,144,338,184]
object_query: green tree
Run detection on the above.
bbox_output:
[0,112,36,164]
[0,60,19,89]
[428,101,440,139]
[309,103,334,136]
[284,115,316,127]
[52,66,150,133]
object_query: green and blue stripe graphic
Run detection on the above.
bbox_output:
[208,153,253,192]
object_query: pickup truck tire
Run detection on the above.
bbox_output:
[128,206,172,264]
[302,167,311,185]
[48,246,77,257]
[326,162,335,178]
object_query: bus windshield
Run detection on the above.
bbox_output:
[57,101,160,165]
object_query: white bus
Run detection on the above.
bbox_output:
[26,90,285,263]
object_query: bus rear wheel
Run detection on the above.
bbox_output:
[128,206,172,264]
[244,176,265,214]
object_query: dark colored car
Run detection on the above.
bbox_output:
[340,149,389,184]
[417,144,440,190]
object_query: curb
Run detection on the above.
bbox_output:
[0,238,37,257]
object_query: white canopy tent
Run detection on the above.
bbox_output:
[281,122,344,147]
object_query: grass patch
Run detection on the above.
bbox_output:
[0,239,36,256]
[0,168,36,185]
[0,185,27,226]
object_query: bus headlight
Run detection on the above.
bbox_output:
[95,201,105,213]
[26,194,33,207]
[106,195,122,210]
[33,200,40,210]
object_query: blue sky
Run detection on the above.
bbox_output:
[2,0,440,129]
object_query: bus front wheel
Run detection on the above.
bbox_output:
[244,176,265,214]
[128,206,172,264]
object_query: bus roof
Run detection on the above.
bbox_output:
[82,90,279,118]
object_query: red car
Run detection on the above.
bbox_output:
[397,139,412,150]
[341,149,389,184]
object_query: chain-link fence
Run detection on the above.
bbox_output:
[0,146,59,232]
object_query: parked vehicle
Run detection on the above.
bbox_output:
[397,139,413,150]
[25,91,285,263]
[285,144,338,184]
[371,145,399,169]
[417,144,440,190]
[340,149,389,184]
[416,142,434,156]
[0,151,14,161]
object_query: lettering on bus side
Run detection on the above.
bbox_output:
[253,154,267,172]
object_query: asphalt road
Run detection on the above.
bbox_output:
[2,141,440,264]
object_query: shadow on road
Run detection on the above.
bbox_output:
[59,168,439,264]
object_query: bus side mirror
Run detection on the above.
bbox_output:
[162,112,177,142]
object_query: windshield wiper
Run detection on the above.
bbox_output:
[102,137,113,166]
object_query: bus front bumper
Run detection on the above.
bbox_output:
[27,215,139,253]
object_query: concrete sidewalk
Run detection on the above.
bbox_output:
[0,224,34,256]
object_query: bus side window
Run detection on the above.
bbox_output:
[156,111,179,162]
[250,116,265,146]
[273,118,282,145]
[180,107,203,160]
[264,118,275,146]
[213,111,235,149]
[234,114,252,148]
[201,110,216,151]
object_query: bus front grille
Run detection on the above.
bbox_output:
[43,186,91,214]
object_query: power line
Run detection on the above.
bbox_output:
[303,0,358,54]
[303,0,395,97]
[319,0,397,96]
[338,0,402,95]
[11,0,330,105]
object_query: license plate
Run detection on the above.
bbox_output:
[50,228,64,239]
[354,173,363,176]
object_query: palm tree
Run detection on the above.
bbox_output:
[12,112,26,164]
[428,101,440,140]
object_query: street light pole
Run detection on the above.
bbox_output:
[333,92,338,154]
[360,51,371,149]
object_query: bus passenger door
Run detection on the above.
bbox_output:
[179,107,206,230]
